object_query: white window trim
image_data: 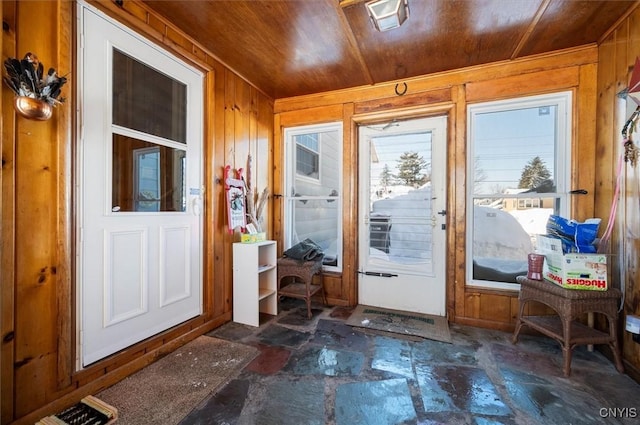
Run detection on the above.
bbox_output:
[466,91,572,291]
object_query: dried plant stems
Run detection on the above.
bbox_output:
[244,155,269,232]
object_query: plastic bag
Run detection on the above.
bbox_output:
[546,215,601,253]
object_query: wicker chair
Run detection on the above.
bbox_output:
[277,256,326,319]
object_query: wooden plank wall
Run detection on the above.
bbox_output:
[0,2,11,422]
[0,1,273,423]
[596,6,640,381]
[1,1,74,423]
[274,48,600,332]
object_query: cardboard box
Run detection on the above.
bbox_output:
[537,235,608,291]
[240,232,266,244]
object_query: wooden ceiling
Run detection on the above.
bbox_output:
[142,0,638,99]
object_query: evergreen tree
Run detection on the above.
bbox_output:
[518,156,551,189]
[379,163,394,190]
[396,151,429,188]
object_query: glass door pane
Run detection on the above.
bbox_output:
[111,135,186,212]
[112,49,187,143]
[368,132,433,271]
[111,47,189,213]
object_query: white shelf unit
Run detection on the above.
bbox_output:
[232,241,277,326]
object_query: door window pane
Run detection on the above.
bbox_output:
[369,133,433,267]
[112,49,187,143]
[112,134,186,212]
[111,47,189,214]
[468,92,571,289]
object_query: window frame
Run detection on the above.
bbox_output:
[284,122,343,272]
[466,91,572,290]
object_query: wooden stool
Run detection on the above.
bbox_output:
[513,276,624,377]
[277,257,325,319]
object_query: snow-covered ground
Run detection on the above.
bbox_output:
[369,186,553,282]
[473,206,534,260]
[510,207,554,249]
[371,185,432,262]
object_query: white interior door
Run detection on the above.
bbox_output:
[78,4,203,366]
[358,116,447,316]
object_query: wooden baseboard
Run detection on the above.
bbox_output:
[453,315,516,333]
[622,359,640,385]
[324,297,350,307]
[598,344,640,385]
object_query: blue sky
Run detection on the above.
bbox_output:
[370,132,432,186]
[473,105,556,193]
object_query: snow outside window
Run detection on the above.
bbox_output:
[467,92,571,290]
[284,123,343,272]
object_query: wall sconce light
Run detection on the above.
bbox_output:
[366,0,409,32]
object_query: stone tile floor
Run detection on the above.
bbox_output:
[180,299,640,425]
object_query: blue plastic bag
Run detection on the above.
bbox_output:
[546,215,601,253]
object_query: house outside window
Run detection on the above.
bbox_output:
[284,123,342,271]
[467,92,572,290]
[517,198,541,209]
[295,133,320,180]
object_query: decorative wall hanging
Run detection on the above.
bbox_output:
[622,56,640,166]
[224,165,247,234]
[395,82,407,96]
[244,154,269,233]
[3,52,67,120]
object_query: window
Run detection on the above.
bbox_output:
[284,123,342,271]
[134,147,160,212]
[295,133,320,180]
[467,92,572,290]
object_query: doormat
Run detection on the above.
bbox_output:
[96,335,259,425]
[37,396,117,425]
[345,305,452,343]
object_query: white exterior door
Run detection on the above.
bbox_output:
[358,116,447,316]
[78,4,203,366]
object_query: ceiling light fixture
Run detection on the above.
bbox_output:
[366,0,409,32]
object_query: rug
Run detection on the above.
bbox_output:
[96,335,259,425]
[345,305,452,343]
